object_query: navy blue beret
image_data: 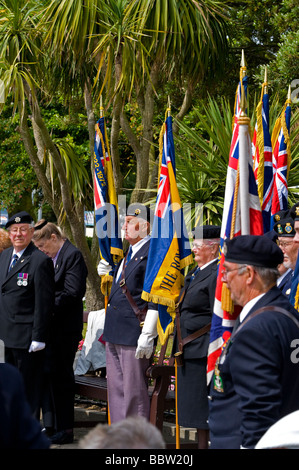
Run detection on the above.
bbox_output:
[273,217,295,237]
[224,235,283,268]
[126,203,152,223]
[273,209,289,223]
[289,203,299,221]
[192,224,221,239]
[5,211,34,229]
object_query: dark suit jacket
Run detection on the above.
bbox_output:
[103,239,155,346]
[0,242,55,349]
[0,363,50,449]
[52,239,88,337]
[173,260,217,359]
[278,268,293,296]
[209,286,299,449]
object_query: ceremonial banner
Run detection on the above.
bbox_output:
[270,95,292,224]
[142,112,193,344]
[207,65,263,384]
[252,79,274,233]
[94,114,123,296]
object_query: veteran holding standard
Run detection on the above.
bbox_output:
[99,204,158,424]
[173,224,220,449]
[0,212,55,419]
[208,235,299,449]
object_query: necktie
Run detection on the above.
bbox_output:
[125,246,133,267]
[9,254,19,272]
[190,266,200,282]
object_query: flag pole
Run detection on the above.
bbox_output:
[168,95,181,450]
[238,51,251,235]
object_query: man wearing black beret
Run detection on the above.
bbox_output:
[273,216,296,296]
[99,203,158,423]
[208,235,299,449]
[173,224,220,449]
[0,211,55,420]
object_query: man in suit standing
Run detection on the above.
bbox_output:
[99,203,158,424]
[0,211,55,419]
[173,225,220,449]
[209,235,299,449]
[33,220,88,444]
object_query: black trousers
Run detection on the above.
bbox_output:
[50,333,81,431]
[5,346,45,421]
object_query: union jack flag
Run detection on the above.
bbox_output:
[142,112,193,344]
[207,71,263,384]
[270,97,292,224]
[252,86,274,233]
[94,115,123,295]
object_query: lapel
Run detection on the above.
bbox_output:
[186,259,217,294]
[3,243,35,284]
[53,239,69,276]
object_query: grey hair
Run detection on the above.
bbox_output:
[79,416,166,449]
[238,264,279,288]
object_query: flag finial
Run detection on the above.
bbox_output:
[288,84,292,103]
[264,66,268,94]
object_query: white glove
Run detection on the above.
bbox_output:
[29,341,46,353]
[135,309,158,359]
[97,259,112,276]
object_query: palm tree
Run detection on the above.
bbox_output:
[0,0,102,309]
[92,0,229,202]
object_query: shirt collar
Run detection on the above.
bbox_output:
[239,293,265,323]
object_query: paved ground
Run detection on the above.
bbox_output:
[50,404,198,449]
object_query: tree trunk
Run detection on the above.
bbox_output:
[24,91,103,311]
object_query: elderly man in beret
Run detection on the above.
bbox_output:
[208,235,299,449]
[273,216,296,296]
[99,203,158,423]
[0,211,55,420]
[173,224,220,449]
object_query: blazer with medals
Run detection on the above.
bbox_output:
[173,259,217,359]
[103,239,155,347]
[52,238,88,336]
[0,242,55,349]
[209,286,299,449]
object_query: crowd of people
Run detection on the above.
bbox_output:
[1,202,299,449]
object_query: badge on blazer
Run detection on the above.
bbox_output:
[17,273,28,286]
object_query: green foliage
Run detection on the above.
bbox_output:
[175,94,299,227]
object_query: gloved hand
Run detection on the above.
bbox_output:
[97,259,112,276]
[135,309,158,359]
[29,341,46,353]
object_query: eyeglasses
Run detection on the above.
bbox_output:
[278,241,294,249]
[192,242,217,249]
[9,227,31,234]
[221,266,246,279]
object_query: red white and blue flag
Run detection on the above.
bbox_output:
[94,115,123,295]
[270,98,292,224]
[142,113,193,344]
[207,73,263,383]
[252,86,274,233]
